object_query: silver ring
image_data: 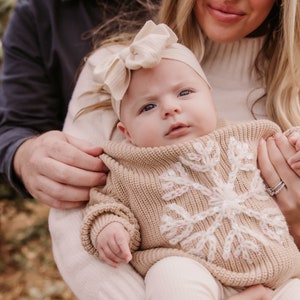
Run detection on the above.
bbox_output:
[266,180,286,196]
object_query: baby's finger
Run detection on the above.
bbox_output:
[99,243,124,266]
[98,248,119,268]
[117,238,132,262]
[110,232,131,262]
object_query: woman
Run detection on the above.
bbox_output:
[7,0,300,299]
[53,0,300,299]
[157,0,300,249]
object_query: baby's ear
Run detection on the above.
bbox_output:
[117,121,131,142]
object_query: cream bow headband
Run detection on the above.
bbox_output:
[93,20,210,118]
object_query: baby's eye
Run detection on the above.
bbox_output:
[179,89,192,97]
[141,103,156,113]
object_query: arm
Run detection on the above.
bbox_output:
[81,186,141,261]
[258,127,300,248]
[0,0,106,207]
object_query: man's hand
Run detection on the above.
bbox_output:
[14,130,108,208]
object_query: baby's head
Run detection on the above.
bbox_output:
[94,20,217,147]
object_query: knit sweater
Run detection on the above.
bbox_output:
[202,36,267,122]
[81,120,300,289]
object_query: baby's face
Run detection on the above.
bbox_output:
[118,59,217,147]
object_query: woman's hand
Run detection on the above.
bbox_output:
[258,134,300,248]
[227,285,273,300]
[287,131,300,175]
[14,130,108,209]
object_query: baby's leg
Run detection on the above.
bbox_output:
[145,256,223,300]
[272,278,300,300]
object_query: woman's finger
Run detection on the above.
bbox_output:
[265,137,300,212]
[257,138,282,188]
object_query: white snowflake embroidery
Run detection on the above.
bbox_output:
[159,137,288,263]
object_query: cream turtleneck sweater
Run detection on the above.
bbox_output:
[202,36,267,122]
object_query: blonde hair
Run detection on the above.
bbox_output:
[158,0,300,130]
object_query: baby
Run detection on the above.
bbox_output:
[79,21,300,299]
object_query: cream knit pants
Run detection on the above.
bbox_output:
[145,256,300,300]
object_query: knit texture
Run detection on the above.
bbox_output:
[202,36,267,122]
[81,120,300,289]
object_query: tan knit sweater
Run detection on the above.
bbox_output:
[81,120,300,288]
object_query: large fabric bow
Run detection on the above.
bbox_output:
[93,20,178,117]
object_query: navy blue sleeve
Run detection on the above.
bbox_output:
[0,0,159,196]
[0,0,99,196]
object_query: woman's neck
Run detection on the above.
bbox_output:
[201,37,267,122]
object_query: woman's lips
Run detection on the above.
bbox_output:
[207,4,246,23]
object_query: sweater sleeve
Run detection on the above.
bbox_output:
[81,187,141,256]
[0,0,100,195]
[0,2,50,196]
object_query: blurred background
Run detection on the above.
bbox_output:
[0,1,76,299]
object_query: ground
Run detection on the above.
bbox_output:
[0,193,76,300]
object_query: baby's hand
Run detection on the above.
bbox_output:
[96,222,132,268]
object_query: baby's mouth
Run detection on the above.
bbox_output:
[166,123,189,136]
